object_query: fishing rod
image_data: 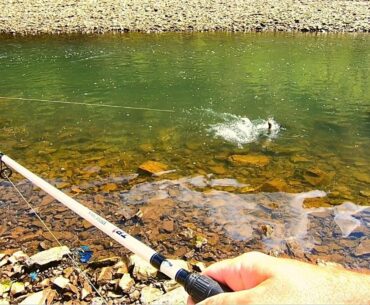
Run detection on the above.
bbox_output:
[0,153,230,303]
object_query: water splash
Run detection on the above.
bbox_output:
[207,111,280,146]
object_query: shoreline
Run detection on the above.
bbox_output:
[0,0,369,35]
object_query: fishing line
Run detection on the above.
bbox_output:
[4,173,109,305]
[0,96,175,113]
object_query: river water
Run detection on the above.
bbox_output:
[0,33,369,265]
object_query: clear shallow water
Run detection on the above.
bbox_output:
[0,33,369,205]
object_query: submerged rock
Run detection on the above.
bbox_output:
[260,178,288,192]
[228,154,270,167]
[139,161,168,175]
[28,246,70,266]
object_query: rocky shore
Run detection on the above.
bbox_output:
[0,0,369,35]
[0,246,191,305]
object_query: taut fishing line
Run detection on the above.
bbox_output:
[0,96,175,113]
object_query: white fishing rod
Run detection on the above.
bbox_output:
[0,153,230,303]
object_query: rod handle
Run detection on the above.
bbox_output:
[184,273,232,304]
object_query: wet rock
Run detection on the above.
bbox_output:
[129,255,158,280]
[260,178,288,192]
[52,276,69,289]
[209,165,227,175]
[97,267,113,285]
[150,287,187,305]
[303,197,331,208]
[354,240,370,257]
[140,286,163,305]
[304,168,333,186]
[29,246,70,266]
[118,274,135,293]
[161,220,174,233]
[82,166,101,175]
[10,282,25,296]
[101,183,118,192]
[138,161,168,175]
[228,154,270,167]
[353,172,370,184]
[359,190,370,198]
[290,155,310,163]
[19,289,53,305]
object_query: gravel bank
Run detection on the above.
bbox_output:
[0,0,369,35]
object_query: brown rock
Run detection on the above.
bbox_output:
[161,220,174,233]
[228,154,270,167]
[209,165,227,175]
[101,183,118,192]
[359,190,370,198]
[303,197,331,208]
[354,240,370,257]
[260,178,288,192]
[290,155,310,163]
[138,160,168,175]
[97,267,113,285]
[304,168,334,186]
[353,172,370,184]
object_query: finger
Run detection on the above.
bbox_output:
[187,295,195,305]
[203,251,275,291]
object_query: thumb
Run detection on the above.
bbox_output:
[197,290,255,305]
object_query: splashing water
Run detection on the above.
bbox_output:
[208,112,280,146]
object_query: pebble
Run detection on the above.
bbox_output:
[52,276,70,289]
[129,255,158,280]
[0,0,368,34]
[119,274,135,293]
[140,286,163,305]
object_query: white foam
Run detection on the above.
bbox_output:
[209,114,280,146]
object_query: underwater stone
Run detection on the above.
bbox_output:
[228,154,270,167]
[139,160,168,175]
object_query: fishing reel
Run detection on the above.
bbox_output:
[0,159,12,179]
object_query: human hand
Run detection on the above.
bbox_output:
[188,251,370,305]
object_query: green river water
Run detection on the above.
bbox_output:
[0,33,369,205]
